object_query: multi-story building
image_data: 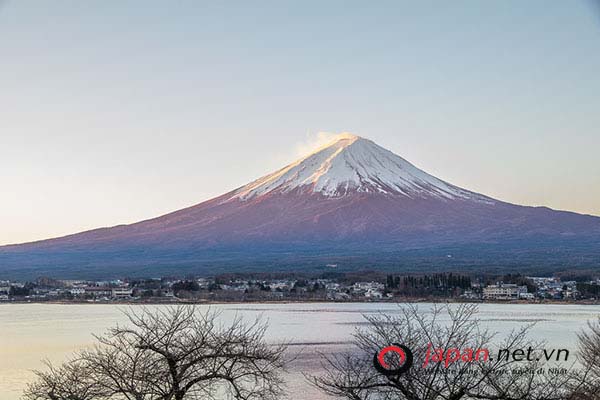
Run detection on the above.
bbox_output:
[84,287,113,297]
[483,283,528,300]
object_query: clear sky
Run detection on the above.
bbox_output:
[1,1,599,245]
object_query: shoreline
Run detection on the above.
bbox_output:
[2,298,600,306]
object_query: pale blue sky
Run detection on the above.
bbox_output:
[1,1,599,245]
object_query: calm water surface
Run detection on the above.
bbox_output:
[1,302,599,399]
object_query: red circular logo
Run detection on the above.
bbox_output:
[373,343,413,375]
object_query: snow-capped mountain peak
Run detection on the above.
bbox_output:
[5,133,600,279]
[230,133,489,202]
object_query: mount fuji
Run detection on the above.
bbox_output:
[2,134,600,279]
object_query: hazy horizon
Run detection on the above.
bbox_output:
[2,1,599,245]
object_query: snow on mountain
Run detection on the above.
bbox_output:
[2,133,600,279]
[231,133,491,202]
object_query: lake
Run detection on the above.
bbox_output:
[1,302,599,399]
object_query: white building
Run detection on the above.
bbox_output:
[270,281,293,291]
[518,292,535,300]
[364,289,383,299]
[352,282,385,293]
[111,288,133,298]
[483,283,528,300]
[461,290,481,300]
[84,287,112,297]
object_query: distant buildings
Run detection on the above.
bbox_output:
[0,283,10,295]
[483,283,529,300]
[0,282,9,301]
[351,282,385,299]
[518,292,535,300]
[530,277,579,300]
[1,273,598,303]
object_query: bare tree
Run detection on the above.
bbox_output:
[310,303,582,400]
[567,317,600,400]
[23,359,109,400]
[24,306,288,400]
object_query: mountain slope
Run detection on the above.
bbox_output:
[1,134,600,279]
[231,134,489,201]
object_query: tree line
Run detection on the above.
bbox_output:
[386,273,472,296]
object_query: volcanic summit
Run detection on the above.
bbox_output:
[2,134,599,278]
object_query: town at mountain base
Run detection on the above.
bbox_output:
[1,134,600,279]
